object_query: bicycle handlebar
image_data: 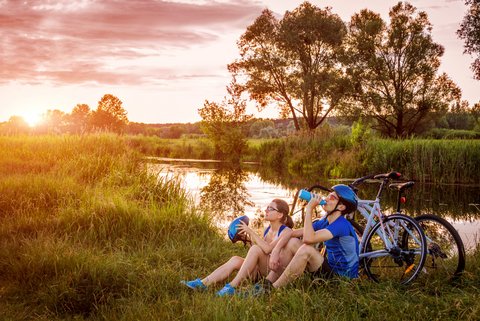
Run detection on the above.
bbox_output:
[350,174,375,187]
[350,171,401,187]
[373,171,401,180]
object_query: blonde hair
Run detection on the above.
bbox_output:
[272,199,294,228]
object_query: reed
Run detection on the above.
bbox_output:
[124,135,215,159]
[254,131,480,184]
[363,139,480,184]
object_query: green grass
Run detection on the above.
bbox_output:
[124,135,215,159]
[253,129,480,184]
[362,138,480,184]
[0,134,479,320]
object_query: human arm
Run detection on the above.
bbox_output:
[237,221,285,254]
[302,194,334,244]
[268,228,293,270]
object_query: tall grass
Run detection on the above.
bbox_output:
[254,126,361,181]
[363,139,480,184]
[254,129,480,184]
[124,135,215,159]
[1,134,479,320]
[0,134,231,319]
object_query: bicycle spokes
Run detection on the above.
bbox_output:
[362,215,427,285]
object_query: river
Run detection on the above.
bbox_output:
[148,158,480,251]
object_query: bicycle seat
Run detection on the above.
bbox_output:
[389,181,415,191]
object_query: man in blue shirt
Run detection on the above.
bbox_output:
[266,184,359,290]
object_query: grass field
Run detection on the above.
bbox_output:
[0,134,479,320]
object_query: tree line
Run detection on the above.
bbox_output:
[1,94,128,135]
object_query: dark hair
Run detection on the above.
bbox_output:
[272,199,294,228]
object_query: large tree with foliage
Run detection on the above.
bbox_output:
[198,80,251,162]
[228,2,348,131]
[457,0,480,79]
[91,94,128,133]
[343,2,461,138]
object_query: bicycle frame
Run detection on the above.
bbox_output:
[292,172,427,284]
[356,197,424,260]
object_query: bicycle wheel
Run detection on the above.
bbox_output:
[414,214,466,280]
[362,214,427,285]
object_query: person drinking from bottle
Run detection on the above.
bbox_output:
[255,185,359,294]
[181,198,294,296]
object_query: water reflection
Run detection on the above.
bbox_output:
[199,164,254,217]
[352,182,480,221]
[257,166,480,221]
[149,158,480,250]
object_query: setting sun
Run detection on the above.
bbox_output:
[20,112,43,127]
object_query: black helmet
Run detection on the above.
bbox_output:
[332,184,358,214]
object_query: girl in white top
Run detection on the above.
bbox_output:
[181,198,294,296]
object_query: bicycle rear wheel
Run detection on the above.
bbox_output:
[414,214,466,280]
[362,214,427,285]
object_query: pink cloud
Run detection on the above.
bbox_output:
[0,0,263,85]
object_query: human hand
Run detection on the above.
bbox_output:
[237,220,252,235]
[305,193,322,211]
[269,250,281,271]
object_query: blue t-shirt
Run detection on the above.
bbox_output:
[312,216,359,278]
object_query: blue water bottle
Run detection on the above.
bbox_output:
[298,189,326,205]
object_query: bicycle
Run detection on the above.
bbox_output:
[290,175,428,285]
[349,172,466,281]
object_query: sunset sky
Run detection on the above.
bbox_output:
[0,0,478,124]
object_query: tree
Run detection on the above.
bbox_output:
[91,94,128,133]
[343,2,461,138]
[472,101,480,130]
[199,165,254,218]
[446,100,475,130]
[457,0,480,79]
[228,2,348,131]
[2,116,30,135]
[198,79,252,162]
[36,109,68,134]
[68,104,91,133]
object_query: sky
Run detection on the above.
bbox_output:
[0,0,478,125]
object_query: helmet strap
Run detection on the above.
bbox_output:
[327,201,343,218]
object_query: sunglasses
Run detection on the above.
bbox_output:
[266,206,279,212]
[326,193,339,201]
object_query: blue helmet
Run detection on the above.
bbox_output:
[332,184,358,214]
[228,215,250,244]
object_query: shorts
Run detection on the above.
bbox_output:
[311,256,337,279]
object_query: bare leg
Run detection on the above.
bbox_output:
[273,244,323,288]
[230,245,269,288]
[201,256,244,286]
[267,238,302,283]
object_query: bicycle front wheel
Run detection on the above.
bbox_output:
[362,214,427,285]
[414,214,466,280]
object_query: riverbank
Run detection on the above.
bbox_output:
[119,130,480,184]
[1,135,479,320]
[252,127,480,185]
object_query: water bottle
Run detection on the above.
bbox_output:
[298,189,327,205]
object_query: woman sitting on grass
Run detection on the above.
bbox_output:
[181,198,294,296]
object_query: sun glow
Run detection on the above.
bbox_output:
[21,112,43,127]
